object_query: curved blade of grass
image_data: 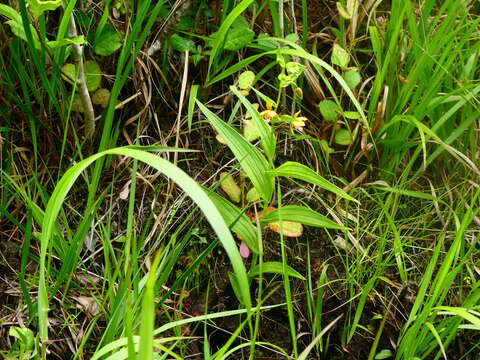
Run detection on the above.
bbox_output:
[298,314,343,360]
[187,84,199,130]
[248,261,305,280]
[261,205,347,230]
[267,162,358,203]
[197,100,274,202]
[91,337,188,360]
[206,0,254,82]
[38,147,251,343]
[230,85,276,162]
[424,321,447,360]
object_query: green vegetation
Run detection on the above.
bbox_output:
[0,0,479,359]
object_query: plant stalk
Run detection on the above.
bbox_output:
[68,13,95,140]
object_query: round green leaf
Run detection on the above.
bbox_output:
[92,88,111,108]
[335,128,352,146]
[343,69,361,89]
[246,187,260,202]
[61,63,76,84]
[331,44,350,69]
[94,24,122,56]
[71,93,85,113]
[84,60,102,91]
[319,100,341,122]
[238,71,255,90]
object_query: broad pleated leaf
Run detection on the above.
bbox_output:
[207,190,259,254]
[267,162,358,203]
[261,205,346,230]
[230,85,276,162]
[197,100,274,202]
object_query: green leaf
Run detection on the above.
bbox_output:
[319,100,341,122]
[257,33,278,49]
[374,349,394,359]
[0,4,21,20]
[286,61,305,79]
[94,24,122,56]
[228,272,244,305]
[207,190,259,254]
[187,84,199,130]
[319,139,334,159]
[85,61,102,91]
[238,71,255,90]
[92,88,111,108]
[9,327,34,350]
[331,43,350,69]
[231,15,250,29]
[71,93,85,113]
[336,2,352,19]
[224,27,255,51]
[343,69,361,89]
[197,100,274,202]
[207,0,253,80]
[246,187,260,202]
[63,61,102,92]
[138,251,162,360]
[262,205,346,230]
[46,35,86,49]
[0,5,41,49]
[267,161,357,203]
[335,128,353,145]
[243,119,261,142]
[285,33,300,43]
[343,111,361,119]
[249,262,305,280]
[26,0,61,18]
[170,33,196,52]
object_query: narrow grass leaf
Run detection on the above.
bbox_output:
[207,0,254,81]
[138,250,163,360]
[187,84,199,130]
[248,262,305,280]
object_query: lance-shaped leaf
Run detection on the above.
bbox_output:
[267,162,358,203]
[262,205,347,230]
[197,100,274,202]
